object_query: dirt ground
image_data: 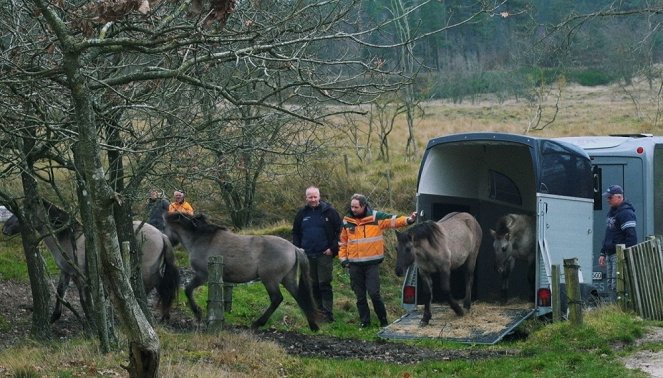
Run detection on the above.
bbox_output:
[1,279,662,375]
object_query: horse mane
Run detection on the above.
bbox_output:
[494,214,515,236]
[166,212,229,234]
[407,220,444,249]
[39,198,78,228]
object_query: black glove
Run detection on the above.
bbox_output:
[341,260,350,268]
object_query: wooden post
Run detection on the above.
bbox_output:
[344,154,349,177]
[616,244,628,311]
[386,169,392,208]
[551,264,561,322]
[563,258,583,325]
[207,255,224,332]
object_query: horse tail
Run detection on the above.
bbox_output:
[156,235,180,321]
[294,246,320,332]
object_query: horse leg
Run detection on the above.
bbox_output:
[440,269,464,316]
[155,252,180,322]
[253,281,283,329]
[283,252,320,331]
[420,275,433,326]
[501,257,517,304]
[185,274,206,322]
[500,276,509,304]
[463,264,475,310]
[50,273,71,323]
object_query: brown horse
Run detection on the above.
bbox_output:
[164,212,319,331]
[490,213,535,303]
[395,212,482,326]
[3,202,179,322]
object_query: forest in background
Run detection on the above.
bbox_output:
[355,0,663,102]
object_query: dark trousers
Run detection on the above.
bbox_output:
[349,263,387,324]
[308,254,334,316]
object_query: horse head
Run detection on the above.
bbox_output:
[2,214,21,236]
[394,229,415,277]
[490,227,516,278]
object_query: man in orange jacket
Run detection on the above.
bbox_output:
[168,190,194,215]
[339,193,416,328]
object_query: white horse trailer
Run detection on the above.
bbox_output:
[381,133,597,344]
[556,134,663,299]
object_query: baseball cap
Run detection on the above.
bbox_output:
[603,185,624,197]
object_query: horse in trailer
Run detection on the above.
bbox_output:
[2,201,180,322]
[489,213,535,303]
[395,212,482,326]
[163,212,320,331]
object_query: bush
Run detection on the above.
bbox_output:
[566,69,616,86]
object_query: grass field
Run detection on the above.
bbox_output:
[0,80,662,377]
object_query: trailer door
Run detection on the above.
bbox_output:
[536,194,594,316]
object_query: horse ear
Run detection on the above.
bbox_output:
[505,232,511,241]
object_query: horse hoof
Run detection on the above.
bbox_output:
[309,323,320,332]
[419,320,429,327]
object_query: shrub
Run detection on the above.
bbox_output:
[567,69,616,86]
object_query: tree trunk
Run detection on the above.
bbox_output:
[60,47,161,376]
[14,119,54,340]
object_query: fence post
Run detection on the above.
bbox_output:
[563,258,582,325]
[207,255,224,332]
[551,264,561,322]
[616,244,628,311]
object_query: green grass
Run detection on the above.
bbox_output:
[0,234,59,281]
[1,221,658,377]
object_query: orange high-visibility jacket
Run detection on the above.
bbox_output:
[339,210,409,264]
[168,201,194,215]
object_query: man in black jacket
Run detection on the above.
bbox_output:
[146,189,169,231]
[292,186,342,322]
[599,184,637,301]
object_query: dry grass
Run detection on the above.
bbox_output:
[0,329,294,378]
[386,302,533,340]
[396,78,663,149]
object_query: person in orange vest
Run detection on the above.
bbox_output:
[338,193,416,328]
[168,190,194,215]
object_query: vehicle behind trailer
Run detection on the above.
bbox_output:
[556,134,663,300]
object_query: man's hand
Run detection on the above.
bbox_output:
[341,259,350,268]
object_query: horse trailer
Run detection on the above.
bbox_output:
[556,134,663,299]
[380,132,598,344]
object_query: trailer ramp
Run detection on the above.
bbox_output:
[378,302,534,345]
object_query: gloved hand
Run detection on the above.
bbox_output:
[341,259,350,269]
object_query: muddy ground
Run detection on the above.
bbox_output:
[1,279,662,375]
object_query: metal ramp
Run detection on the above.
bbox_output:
[378,303,535,345]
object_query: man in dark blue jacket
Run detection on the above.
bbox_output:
[146,189,169,231]
[599,184,637,301]
[292,186,342,322]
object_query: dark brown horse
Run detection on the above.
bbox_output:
[395,212,482,326]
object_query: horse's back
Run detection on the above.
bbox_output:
[418,212,481,269]
[133,221,168,286]
[437,212,482,242]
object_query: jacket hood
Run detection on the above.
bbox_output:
[307,200,331,212]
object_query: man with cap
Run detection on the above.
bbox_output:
[599,184,637,301]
